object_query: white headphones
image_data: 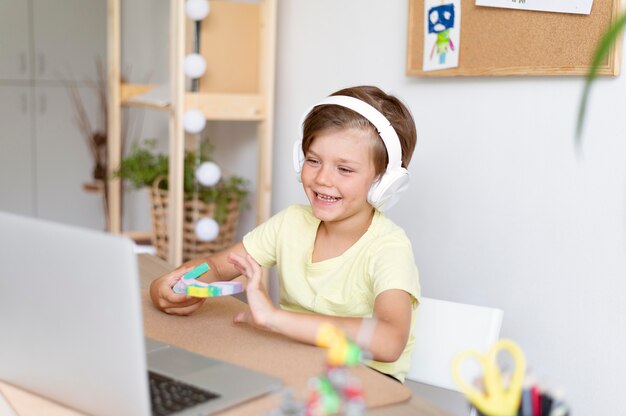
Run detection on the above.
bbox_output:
[293,95,409,211]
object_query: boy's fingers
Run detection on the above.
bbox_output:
[165,299,206,316]
[163,291,188,303]
[233,312,243,323]
[228,253,248,276]
[228,252,243,265]
[236,259,253,280]
[160,284,205,307]
[232,264,246,278]
[250,257,261,276]
[245,255,261,286]
[165,267,188,287]
[233,310,250,323]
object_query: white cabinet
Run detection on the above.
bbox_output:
[0,85,105,229]
[0,0,105,82]
[0,0,31,81]
[32,0,106,82]
[0,0,105,230]
[0,85,35,215]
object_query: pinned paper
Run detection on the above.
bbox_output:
[423,0,461,72]
[475,0,594,15]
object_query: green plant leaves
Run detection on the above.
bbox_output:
[115,139,168,189]
[115,139,249,224]
[577,12,626,142]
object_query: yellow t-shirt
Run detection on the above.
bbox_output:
[242,205,420,382]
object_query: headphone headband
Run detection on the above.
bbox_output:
[308,95,403,170]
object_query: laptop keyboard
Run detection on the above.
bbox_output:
[149,371,220,416]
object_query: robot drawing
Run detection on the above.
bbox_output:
[428,3,456,65]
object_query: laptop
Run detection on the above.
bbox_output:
[0,211,282,415]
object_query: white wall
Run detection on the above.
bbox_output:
[274,1,626,414]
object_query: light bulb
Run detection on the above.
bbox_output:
[195,217,219,242]
[183,109,206,134]
[184,53,206,79]
[186,0,210,21]
[195,161,221,187]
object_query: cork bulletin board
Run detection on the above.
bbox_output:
[406,0,623,76]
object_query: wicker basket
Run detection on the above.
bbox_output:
[149,176,240,262]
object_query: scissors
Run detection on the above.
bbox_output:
[452,339,526,416]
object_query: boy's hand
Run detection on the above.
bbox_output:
[228,252,277,331]
[149,265,207,315]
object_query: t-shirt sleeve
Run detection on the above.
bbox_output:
[369,239,421,307]
[242,207,289,268]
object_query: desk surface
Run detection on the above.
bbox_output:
[0,254,447,416]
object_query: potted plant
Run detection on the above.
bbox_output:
[116,138,249,261]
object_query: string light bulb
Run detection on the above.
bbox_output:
[195,161,222,187]
[183,109,206,134]
[185,0,210,21]
[184,53,206,79]
[195,217,220,242]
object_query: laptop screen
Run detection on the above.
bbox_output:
[0,212,151,416]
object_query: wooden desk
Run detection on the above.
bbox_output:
[0,254,446,416]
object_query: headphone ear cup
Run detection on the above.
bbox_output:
[368,168,410,211]
[292,139,304,182]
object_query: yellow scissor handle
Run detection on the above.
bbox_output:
[452,339,526,416]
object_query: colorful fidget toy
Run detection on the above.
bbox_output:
[183,262,209,280]
[305,323,366,415]
[185,281,243,298]
[316,323,363,367]
[171,262,243,298]
[172,262,210,294]
[270,323,366,416]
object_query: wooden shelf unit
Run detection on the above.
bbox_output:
[107,0,277,265]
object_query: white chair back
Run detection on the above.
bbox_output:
[406,297,503,392]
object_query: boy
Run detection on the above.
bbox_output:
[150,86,420,381]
